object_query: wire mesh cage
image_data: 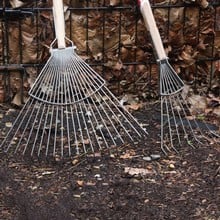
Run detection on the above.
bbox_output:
[0,0,219,104]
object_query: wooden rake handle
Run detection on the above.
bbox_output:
[53,0,66,48]
[138,0,167,60]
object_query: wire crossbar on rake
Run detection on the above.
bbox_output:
[161,92,220,154]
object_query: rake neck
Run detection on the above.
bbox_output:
[53,0,66,48]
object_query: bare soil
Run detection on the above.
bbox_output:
[0,102,219,220]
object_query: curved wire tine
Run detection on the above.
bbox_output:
[22,101,43,155]
[182,94,220,142]
[164,96,179,153]
[168,95,182,146]
[160,96,172,154]
[170,94,196,148]
[73,53,147,137]
[175,93,205,146]
[65,64,88,154]
[69,55,119,148]
[67,61,95,153]
[7,99,35,153]
[159,59,184,96]
[0,97,31,152]
[69,53,140,141]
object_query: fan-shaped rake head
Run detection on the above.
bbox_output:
[0,47,148,158]
[160,92,220,154]
[159,59,184,96]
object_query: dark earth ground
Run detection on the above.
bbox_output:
[0,102,219,220]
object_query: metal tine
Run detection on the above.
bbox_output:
[160,68,202,152]
[31,61,59,102]
[20,100,42,154]
[160,61,182,95]
[30,104,46,156]
[170,95,196,147]
[71,52,145,145]
[36,56,60,156]
[69,53,123,145]
[28,55,54,96]
[164,96,179,153]
[160,91,218,154]
[60,56,64,156]
[68,58,116,150]
[2,98,34,153]
[71,53,146,140]
[68,76,95,155]
[160,97,169,154]
[71,91,95,154]
[159,56,219,154]
[16,101,38,153]
[75,53,147,137]
[67,60,102,153]
[44,61,60,156]
[23,55,56,155]
[167,95,182,147]
[169,94,196,149]
[175,94,208,145]
[55,54,83,155]
[71,52,105,88]
[63,72,72,156]
[31,59,59,155]
[178,94,220,142]
[161,97,185,154]
[166,61,183,93]
[64,75,85,155]
[50,60,60,156]
[104,88,147,137]
[160,68,183,153]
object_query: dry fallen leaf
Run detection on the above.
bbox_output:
[9,0,24,8]
[110,0,120,6]
[124,167,155,176]
[76,180,84,187]
[120,150,136,159]
[126,103,143,111]
[188,95,208,114]
[5,122,13,128]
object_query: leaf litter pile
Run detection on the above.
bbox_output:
[0,100,219,219]
[0,0,219,102]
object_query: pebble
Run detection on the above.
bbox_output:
[150,154,161,160]
[143,156,152,162]
[143,154,161,162]
[169,164,175,169]
[5,122,12,128]
[94,174,101,178]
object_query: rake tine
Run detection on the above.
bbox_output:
[179,94,218,143]
[160,97,173,154]
[70,61,122,144]
[70,53,144,141]
[68,60,108,150]
[168,95,182,147]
